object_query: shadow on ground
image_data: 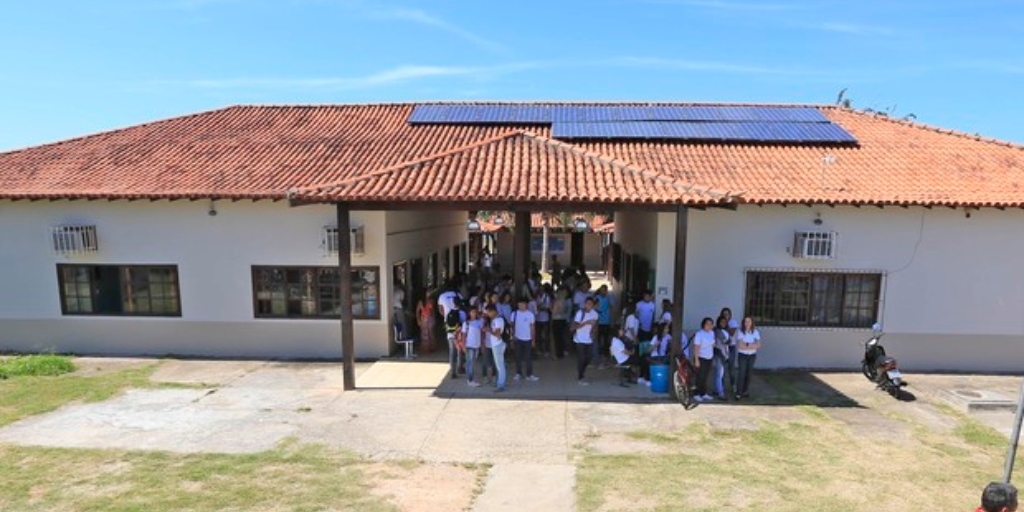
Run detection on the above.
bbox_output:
[374,353,863,407]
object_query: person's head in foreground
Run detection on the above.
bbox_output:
[979,482,1018,512]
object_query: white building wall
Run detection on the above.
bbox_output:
[0,200,390,359]
[663,205,1024,372]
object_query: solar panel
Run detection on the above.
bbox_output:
[409,104,830,124]
[551,121,857,143]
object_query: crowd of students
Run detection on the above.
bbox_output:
[414,265,763,397]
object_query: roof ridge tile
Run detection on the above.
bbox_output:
[833,106,1024,151]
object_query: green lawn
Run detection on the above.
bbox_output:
[576,405,1022,512]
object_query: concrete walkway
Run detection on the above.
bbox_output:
[473,463,576,512]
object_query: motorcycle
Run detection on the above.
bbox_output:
[861,324,908,399]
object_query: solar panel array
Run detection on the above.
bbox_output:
[551,121,857,143]
[407,104,856,144]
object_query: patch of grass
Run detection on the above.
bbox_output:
[626,430,679,445]
[0,443,398,512]
[953,419,1007,450]
[577,414,1012,512]
[0,354,76,378]
[0,364,157,427]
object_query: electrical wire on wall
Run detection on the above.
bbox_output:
[877,208,927,328]
[889,208,927,275]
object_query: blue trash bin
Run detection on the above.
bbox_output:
[649,363,670,393]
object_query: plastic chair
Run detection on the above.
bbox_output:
[394,326,416,360]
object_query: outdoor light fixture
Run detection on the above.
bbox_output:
[208,200,218,217]
[813,213,823,226]
[573,218,590,232]
[467,219,481,232]
[493,216,505,225]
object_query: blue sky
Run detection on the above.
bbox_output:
[1,0,1022,151]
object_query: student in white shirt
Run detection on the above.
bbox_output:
[462,308,485,387]
[485,305,507,392]
[658,299,672,332]
[634,291,656,342]
[735,316,762,399]
[610,327,637,367]
[638,322,671,386]
[535,286,553,358]
[692,317,717,402]
[572,297,600,385]
[511,298,538,382]
[622,306,640,347]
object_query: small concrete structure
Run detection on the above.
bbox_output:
[938,388,1019,413]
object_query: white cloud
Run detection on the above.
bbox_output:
[180,62,545,90]
[366,6,506,53]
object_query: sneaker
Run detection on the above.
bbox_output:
[734,394,742,401]
[513,374,522,381]
[693,395,706,402]
[577,380,590,386]
[468,381,481,387]
[644,381,651,387]
[637,377,648,385]
[527,375,540,382]
[701,394,714,401]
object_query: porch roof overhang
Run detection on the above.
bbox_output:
[287,131,740,211]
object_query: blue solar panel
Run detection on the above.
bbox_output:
[551,121,857,143]
[408,104,854,143]
[409,104,829,124]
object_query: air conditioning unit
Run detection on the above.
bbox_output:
[322,226,365,256]
[792,231,837,260]
[52,225,99,255]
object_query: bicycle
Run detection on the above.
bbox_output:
[673,354,697,409]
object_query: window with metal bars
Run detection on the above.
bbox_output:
[745,271,880,328]
[252,266,380,320]
[57,265,180,316]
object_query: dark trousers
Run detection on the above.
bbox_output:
[480,347,495,378]
[576,342,592,380]
[638,329,653,343]
[552,320,568,357]
[536,320,551,355]
[597,324,612,362]
[695,357,713,396]
[737,353,757,395]
[727,346,738,393]
[514,340,533,377]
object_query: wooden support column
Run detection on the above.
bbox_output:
[671,205,688,356]
[337,203,356,391]
[514,210,530,300]
[570,231,584,268]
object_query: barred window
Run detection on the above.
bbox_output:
[252,266,379,320]
[745,271,880,328]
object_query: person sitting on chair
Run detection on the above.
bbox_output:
[610,327,638,377]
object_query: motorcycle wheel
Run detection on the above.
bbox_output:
[861,361,876,381]
[888,383,901,399]
[674,371,691,408]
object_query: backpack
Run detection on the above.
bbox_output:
[502,311,516,342]
[444,309,461,332]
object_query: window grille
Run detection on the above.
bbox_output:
[322,226,365,256]
[792,231,837,260]
[52,225,99,255]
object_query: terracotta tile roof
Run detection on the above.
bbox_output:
[288,131,733,206]
[0,102,1021,208]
